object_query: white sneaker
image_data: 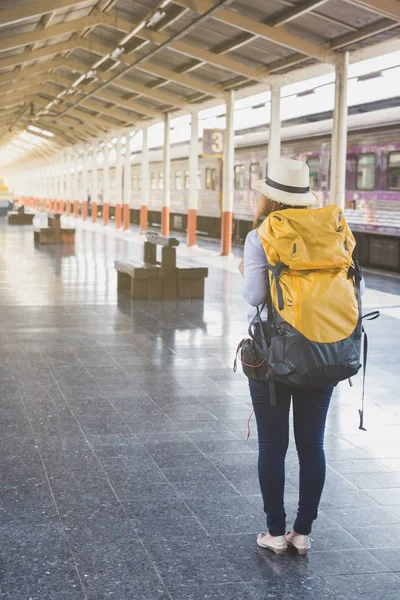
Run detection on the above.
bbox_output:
[257,532,287,555]
[285,531,311,555]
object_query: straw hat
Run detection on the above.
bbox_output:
[252,158,316,206]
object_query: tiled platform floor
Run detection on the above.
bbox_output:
[1,219,400,599]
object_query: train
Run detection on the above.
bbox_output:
[79,106,400,271]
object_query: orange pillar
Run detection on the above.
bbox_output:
[54,199,59,213]
[140,205,148,232]
[103,203,109,227]
[187,209,197,247]
[161,206,170,237]
[74,200,79,218]
[66,201,71,216]
[123,204,130,231]
[59,200,65,214]
[92,202,97,224]
[221,211,233,256]
[115,204,122,230]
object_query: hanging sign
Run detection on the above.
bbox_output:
[202,129,225,157]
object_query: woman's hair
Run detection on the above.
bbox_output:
[252,193,316,229]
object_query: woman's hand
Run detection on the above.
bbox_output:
[238,259,244,277]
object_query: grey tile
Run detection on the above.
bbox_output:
[144,532,243,586]
[370,547,400,571]
[248,576,338,600]
[328,459,392,475]
[213,533,307,580]
[169,583,255,600]
[364,488,400,506]
[387,505,400,518]
[319,489,380,510]
[306,549,390,576]
[322,573,400,600]
[380,458,400,471]
[341,472,400,490]
[309,528,363,551]
[128,499,205,537]
[344,523,400,548]
[323,506,400,529]
[186,496,264,535]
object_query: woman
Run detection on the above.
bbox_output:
[242,158,334,556]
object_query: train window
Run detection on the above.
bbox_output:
[151,173,157,190]
[388,152,400,190]
[249,163,261,189]
[205,168,212,190]
[175,170,183,190]
[158,173,163,190]
[306,157,321,189]
[211,169,218,190]
[356,154,376,190]
[234,164,245,190]
[184,169,202,189]
[132,175,137,190]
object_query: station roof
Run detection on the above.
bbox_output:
[0,0,399,170]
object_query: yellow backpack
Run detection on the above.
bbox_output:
[257,205,378,429]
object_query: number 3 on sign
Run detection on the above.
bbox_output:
[211,131,223,154]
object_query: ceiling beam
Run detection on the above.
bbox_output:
[0,41,79,71]
[170,0,336,62]
[0,60,63,87]
[79,39,225,97]
[329,18,400,49]
[39,83,138,125]
[347,0,400,21]
[268,0,331,26]
[62,59,188,108]
[100,13,262,80]
[0,15,100,53]
[0,0,92,28]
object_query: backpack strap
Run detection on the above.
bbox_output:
[358,310,380,431]
[268,262,287,311]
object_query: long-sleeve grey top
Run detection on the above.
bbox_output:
[242,229,269,323]
[242,228,365,324]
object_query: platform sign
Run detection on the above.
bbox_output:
[202,129,225,157]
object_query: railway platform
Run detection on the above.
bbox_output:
[1,220,400,600]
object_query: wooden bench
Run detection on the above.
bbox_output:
[8,210,34,225]
[115,232,208,300]
[34,213,75,245]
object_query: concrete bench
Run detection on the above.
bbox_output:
[115,232,208,300]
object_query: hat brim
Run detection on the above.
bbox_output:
[252,179,316,207]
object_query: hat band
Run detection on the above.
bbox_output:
[266,177,310,194]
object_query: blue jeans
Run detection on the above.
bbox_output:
[249,379,333,536]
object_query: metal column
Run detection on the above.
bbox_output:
[330,52,349,209]
[162,113,171,237]
[221,90,235,256]
[103,140,110,227]
[115,137,122,229]
[140,127,149,232]
[74,153,80,219]
[188,109,199,247]
[92,147,98,224]
[123,135,131,231]
[268,85,281,169]
[64,155,71,215]
[78,148,87,221]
